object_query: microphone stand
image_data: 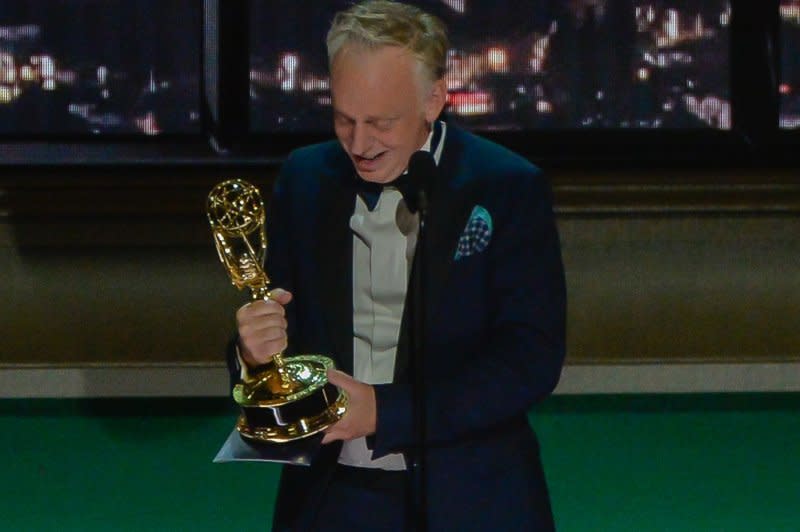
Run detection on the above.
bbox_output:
[409,184,429,532]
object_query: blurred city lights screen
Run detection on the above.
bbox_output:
[780,1,800,129]
[250,0,732,132]
[0,0,201,136]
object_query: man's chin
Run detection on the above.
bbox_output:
[353,162,397,184]
[356,171,390,184]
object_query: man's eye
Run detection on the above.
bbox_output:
[375,120,394,131]
[335,116,353,128]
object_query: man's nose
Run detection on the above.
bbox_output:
[351,123,371,155]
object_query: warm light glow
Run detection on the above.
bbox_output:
[531,36,548,73]
[301,77,329,92]
[0,53,16,83]
[486,47,508,73]
[20,65,34,81]
[135,112,161,135]
[780,5,800,22]
[536,100,552,114]
[0,85,13,104]
[448,91,493,115]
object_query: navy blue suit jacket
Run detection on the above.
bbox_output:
[231,125,566,530]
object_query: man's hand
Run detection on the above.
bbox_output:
[236,288,293,367]
[322,369,377,444]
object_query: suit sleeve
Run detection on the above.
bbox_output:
[371,169,566,456]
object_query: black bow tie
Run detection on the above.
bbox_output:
[355,172,421,213]
[354,123,442,213]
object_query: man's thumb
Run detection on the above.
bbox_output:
[268,288,293,305]
[326,368,348,387]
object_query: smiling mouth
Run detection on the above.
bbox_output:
[354,152,386,164]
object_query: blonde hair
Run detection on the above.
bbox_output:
[326,0,448,84]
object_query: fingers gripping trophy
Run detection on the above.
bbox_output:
[207,179,347,443]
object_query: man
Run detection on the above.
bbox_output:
[232,1,565,530]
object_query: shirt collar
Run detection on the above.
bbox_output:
[420,120,446,167]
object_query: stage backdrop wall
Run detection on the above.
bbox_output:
[1,168,798,374]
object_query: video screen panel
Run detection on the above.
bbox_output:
[250,0,732,133]
[0,0,201,136]
[780,1,800,129]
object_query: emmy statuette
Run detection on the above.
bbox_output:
[207,179,347,443]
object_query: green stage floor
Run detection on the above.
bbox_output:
[2,394,798,531]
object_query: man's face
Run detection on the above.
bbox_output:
[331,45,446,183]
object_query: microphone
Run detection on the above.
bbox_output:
[406,149,436,532]
[407,150,437,217]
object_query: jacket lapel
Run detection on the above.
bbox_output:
[314,151,357,376]
[423,129,477,318]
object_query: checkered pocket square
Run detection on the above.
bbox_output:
[454,205,493,260]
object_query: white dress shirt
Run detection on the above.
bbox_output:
[338,122,446,469]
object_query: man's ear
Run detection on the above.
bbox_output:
[424,78,448,123]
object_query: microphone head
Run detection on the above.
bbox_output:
[407,150,437,215]
[408,150,437,182]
